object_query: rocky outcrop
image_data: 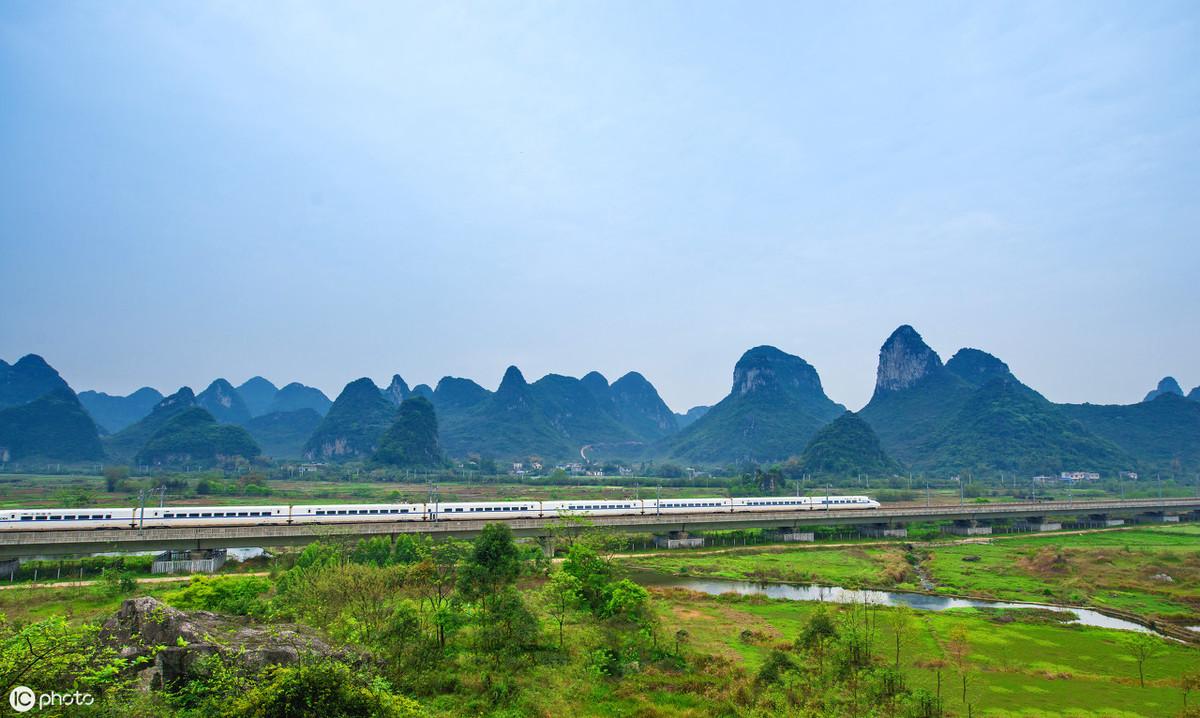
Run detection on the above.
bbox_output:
[1144,376,1184,402]
[871,325,943,397]
[732,346,825,397]
[383,374,411,405]
[101,597,342,690]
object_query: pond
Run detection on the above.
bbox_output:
[633,572,1153,634]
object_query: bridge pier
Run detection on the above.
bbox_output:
[537,536,556,558]
[1088,513,1124,527]
[1141,512,1180,524]
[653,531,705,549]
[947,519,991,536]
[859,523,907,539]
[1017,516,1062,532]
[772,528,815,542]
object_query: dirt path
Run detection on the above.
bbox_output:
[0,571,270,591]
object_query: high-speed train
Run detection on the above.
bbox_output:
[0,495,880,531]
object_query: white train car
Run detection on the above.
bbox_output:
[0,507,132,529]
[0,494,880,531]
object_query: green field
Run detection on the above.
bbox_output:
[654,589,1197,718]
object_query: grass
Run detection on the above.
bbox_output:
[653,589,1200,717]
[624,543,915,589]
[0,582,180,623]
[926,526,1200,623]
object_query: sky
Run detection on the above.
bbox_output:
[1,2,1198,412]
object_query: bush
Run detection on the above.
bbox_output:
[231,659,425,718]
[164,575,272,617]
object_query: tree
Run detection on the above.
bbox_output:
[673,629,690,657]
[1124,632,1163,688]
[541,571,581,650]
[407,540,469,648]
[457,523,521,610]
[887,605,915,669]
[1182,669,1200,710]
[798,606,837,674]
[476,586,539,655]
[562,542,614,613]
[601,579,650,623]
[102,465,129,492]
[945,625,971,704]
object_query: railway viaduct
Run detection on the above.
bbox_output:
[0,497,1196,558]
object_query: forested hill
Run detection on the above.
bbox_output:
[656,346,845,464]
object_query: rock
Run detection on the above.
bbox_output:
[100,597,343,689]
[961,555,982,562]
[1149,573,1174,583]
[872,325,943,395]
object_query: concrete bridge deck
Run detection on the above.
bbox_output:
[0,497,1195,557]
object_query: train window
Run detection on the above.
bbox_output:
[20,516,32,521]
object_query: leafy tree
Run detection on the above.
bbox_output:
[798,606,838,674]
[458,523,521,609]
[673,629,690,657]
[352,537,395,567]
[1124,632,1163,688]
[103,465,129,492]
[562,542,614,613]
[888,605,915,669]
[97,568,138,596]
[0,616,140,700]
[601,579,650,623]
[476,586,539,656]
[408,541,468,648]
[541,570,582,650]
[945,625,971,703]
[755,650,796,686]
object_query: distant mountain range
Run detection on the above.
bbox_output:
[1,341,1197,472]
[79,388,163,433]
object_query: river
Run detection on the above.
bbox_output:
[632,572,1153,634]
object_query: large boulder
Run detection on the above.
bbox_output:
[100,597,343,689]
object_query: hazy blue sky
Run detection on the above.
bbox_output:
[2,2,1197,411]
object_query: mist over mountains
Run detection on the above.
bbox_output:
[1,326,1197,474]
